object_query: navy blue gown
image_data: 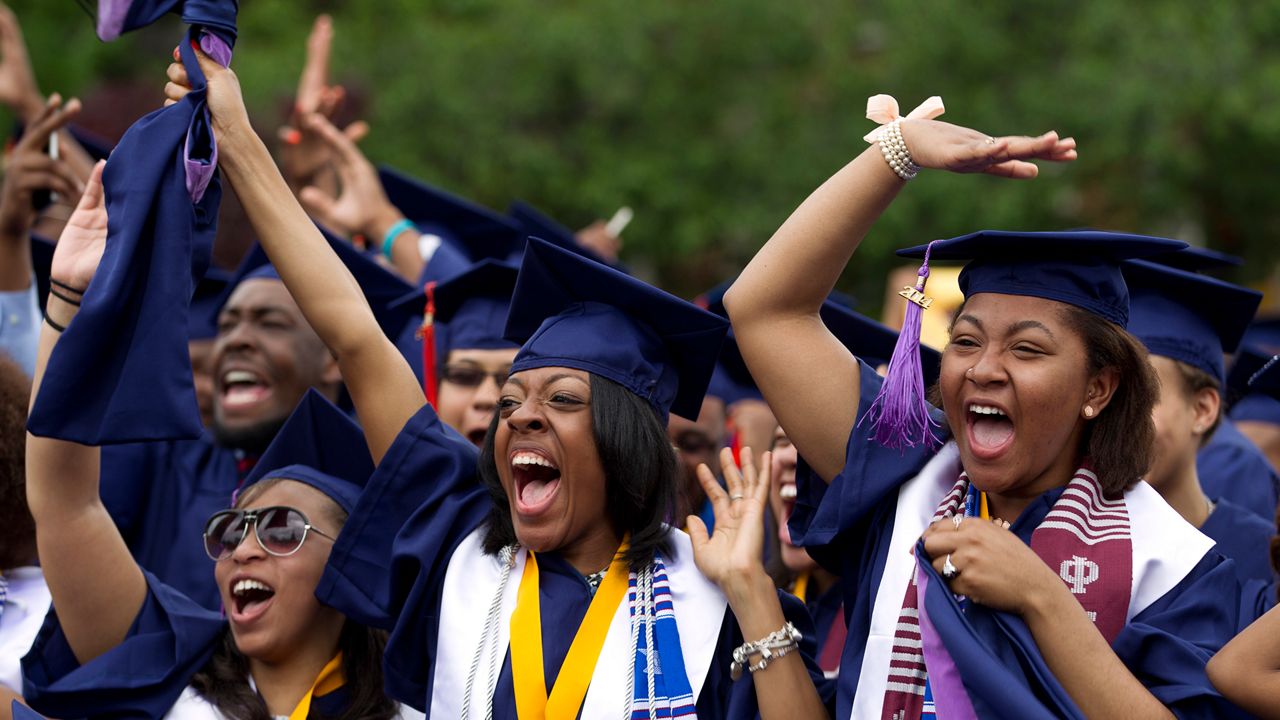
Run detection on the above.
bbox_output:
[318,403,829,717]
[789,361,1249,720]
[1201,497,1276,585]
[1198,418,1280,521]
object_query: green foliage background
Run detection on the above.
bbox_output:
[8,0,1280,312]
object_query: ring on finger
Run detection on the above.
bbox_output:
[730,494,745,501]
[985,136,996,145]
[951,514,963,530]
[942,553,959,579]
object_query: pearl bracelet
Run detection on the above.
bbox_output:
[879,118,920,181]
[730,621,803,680]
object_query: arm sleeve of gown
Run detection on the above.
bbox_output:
[1112,552,1255,719]
[0,282,40,378]
[788,359,940,571]
[696,589,835,718]
[316,402,484,710]
[20,570,224,719]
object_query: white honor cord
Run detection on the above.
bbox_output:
[462,545,516,720]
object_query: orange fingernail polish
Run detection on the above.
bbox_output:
[284,129,302,145]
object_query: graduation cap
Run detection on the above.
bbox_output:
[188,265,232,340]
[820,300,942,387]
[1249,356,1280,402]
[505,238,728,422]
[27,22,238,445]
[237,389,373,513]
[377,166,524,284]
[1123,260,1261,383]
[507,199,625,271]
[865,230,1187,449]
[388,259,520,404]
[1144,246,1243,274]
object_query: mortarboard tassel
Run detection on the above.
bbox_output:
[416,281,439,407]
[861,239,941,450]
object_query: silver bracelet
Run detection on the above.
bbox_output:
[879,118,920,181]
[730,621,803,680]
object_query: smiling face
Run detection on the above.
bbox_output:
[494,367,618,566]
[436,347,519,447]
[768,426,815,573]
[941,293,1107,502]
[212,279,341,452]
[212,480,346,663]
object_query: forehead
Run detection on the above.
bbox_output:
[238,478,334,519]
[956,293,1075,333]
[447,348,519,367]
[506,366,591,390]
[221,278,300,316]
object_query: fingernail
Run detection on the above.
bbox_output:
[284,129,302,145]
[173,46,180,61]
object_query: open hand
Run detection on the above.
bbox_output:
[921,513,1064,614]
[900,119,1077,179]
[49,160,108,292]
[688,447,773,595]
[296,112,399,238]
[0,94,84,241]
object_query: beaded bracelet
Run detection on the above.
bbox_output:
[880,118,920,181]
[729,621,803,680]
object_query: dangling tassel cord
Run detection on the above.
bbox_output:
[861,239,941,450]
[416,281,439,407]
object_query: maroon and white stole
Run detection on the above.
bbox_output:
[880,466,1133,720]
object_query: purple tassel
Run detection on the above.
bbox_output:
[861,240,942,450]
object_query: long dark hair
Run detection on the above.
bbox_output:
[189,478,397,720]
[1061,306,1160,495]
[478,373,677,570]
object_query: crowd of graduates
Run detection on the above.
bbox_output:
[4,3,1280,719]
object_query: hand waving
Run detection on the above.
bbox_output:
[688,446,773,593]
[50,160,108,292]
[901,119,1077,179]
[296,112,398,238]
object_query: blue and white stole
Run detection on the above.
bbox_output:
[434,527,727,719]
[628,554,697,718]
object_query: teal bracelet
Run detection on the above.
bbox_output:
[381,219,416,259]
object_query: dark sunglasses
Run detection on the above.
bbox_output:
[440,364,510,388]
[202,506,337,561]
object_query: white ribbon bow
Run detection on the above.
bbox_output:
[863,94,946,143]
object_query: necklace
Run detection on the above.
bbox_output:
[585,568,608,594]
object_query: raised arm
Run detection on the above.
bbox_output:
[25,161,148,665]
[1207,603,1280,718]
[163,50,423,462]
[724,115,1074,482]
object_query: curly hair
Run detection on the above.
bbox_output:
[0,352,34,570]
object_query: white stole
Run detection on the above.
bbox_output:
[848,441,1215,720]
[432,527,727,719]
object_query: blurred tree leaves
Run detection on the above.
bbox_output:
[8,0,1279,310]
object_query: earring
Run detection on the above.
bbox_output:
[1083,406,1094,418]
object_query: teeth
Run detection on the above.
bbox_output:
[223,370,260,385]
[512,452,556,469]
[780,485,797,500]
[233,579,273,596]
[969,404,1006,416]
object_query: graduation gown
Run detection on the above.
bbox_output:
[318,403,828,718]
[1201,497,1276,585]
[99,433,243,610]
[20,570,418,719]
[1197,418,1280,521]
[789,361,1248,720]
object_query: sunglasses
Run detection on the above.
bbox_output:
[440,364,510,388]
[203,506,337,561]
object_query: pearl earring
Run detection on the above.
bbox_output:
[1083,406,1094,418]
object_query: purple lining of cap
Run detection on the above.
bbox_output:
[916,568,979,720]
[183,32,233,203]
[96,0,130,41]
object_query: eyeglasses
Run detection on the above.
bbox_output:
[202,506,337,561]
[440,364,510,388]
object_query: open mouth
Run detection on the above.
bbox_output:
[778,483,798,546]
[966,402,1014,459]
[466,427,489,447]
[511,450,562,516]
[230,577,276,623]
[220,369,272,411]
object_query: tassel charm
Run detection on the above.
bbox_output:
[861,241,942,450]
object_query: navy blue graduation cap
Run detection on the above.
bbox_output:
[1123,260,1261,382]
[507,199,624,271]
[1249,356,1280,402]
[237,390,373,513]
[505,238,728,422]
[388,259,520,404]
[1145,246,1243,274]
[377,166,524,284]
[1228,319,1280,423]
[705,332,761,406]
[27,17,238,445]
[865,230,1187,449]
[820,300,942,387]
